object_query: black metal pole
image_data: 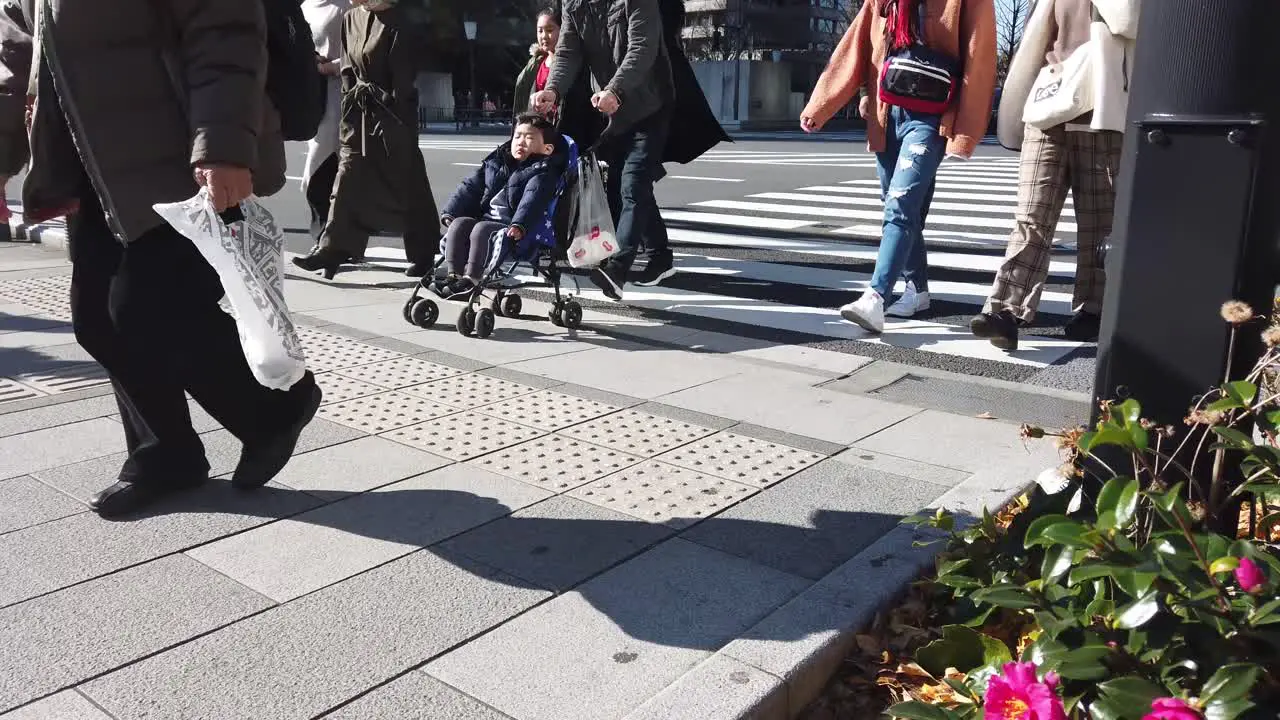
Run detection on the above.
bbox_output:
[1091,0,1280,516]
[469,39,477,128]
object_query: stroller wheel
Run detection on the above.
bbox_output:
[562,301,584,329]
[456,307,477,336]
[475,308,496,339]
[410,298,439,328]
[402,296,418,325]
[500,294,523,318]
[549,304,565,327]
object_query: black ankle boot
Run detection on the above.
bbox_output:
[292,247,353,280]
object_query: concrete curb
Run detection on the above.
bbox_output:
[629,471,1033,719]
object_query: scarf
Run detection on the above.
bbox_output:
[879,0,920,51]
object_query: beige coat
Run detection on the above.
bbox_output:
[996,0,1141,150]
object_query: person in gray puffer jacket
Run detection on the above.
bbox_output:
[532,0,677,300]
[0,0,321,518]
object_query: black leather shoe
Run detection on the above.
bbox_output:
[89,477,206,518]
[232,380,323,489]
[970,310,1019,351]
[1064,311,1101,342]
[404,261,432,278]
[292,248,354,280]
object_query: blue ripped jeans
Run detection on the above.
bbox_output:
[869,106,944,299]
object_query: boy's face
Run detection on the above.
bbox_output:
[511,123,553,161]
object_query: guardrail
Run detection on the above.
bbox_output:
[418,106,513,132]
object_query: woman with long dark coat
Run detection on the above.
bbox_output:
[293,0,439,279]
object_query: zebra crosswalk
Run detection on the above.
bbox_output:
[403,142,1086,381]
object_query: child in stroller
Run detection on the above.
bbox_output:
[401,115,585,338]
[434,114,566,297]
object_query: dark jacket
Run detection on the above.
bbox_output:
[443,138,570,233]
[513,46,604,150]
[657,0,730,164]
[0,0,286,244]
[548,0,674,136]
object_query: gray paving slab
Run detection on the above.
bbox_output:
[722,524,944,716]
[679,459,943,580]
[832,447,972,488]
[392,326,596,366]
[0,418,122,481]
[0,392,117,438]
[0,691,112,720]
[858,372,1091,429]
[0,384,113,417]
[0,482,320,606]
[568,460,760,529]
[308,300,427,338]
[854,409,1052,473]
[198,418,367,476]
[0,554,272,713]
[558,408,718,458]
[506,346,745,399]
[655,431,826,489]
[439,496,674,592]
[0,476,83,534]
[476,365,566,390]
[324,671,512,719]
[415,349,494,372]
[633,401,738,431]
[283,278,401,313]
[427,539,809,720]
[552,382,645,409]
[0,327,77,350]
[622,653,787,720]
[186,464,551,602]
[467,435,644,493]
[0,314,67,335]
[657,370,921,445]
[726,423,846,457]
[82,549,549,720]
[271,435,452,498]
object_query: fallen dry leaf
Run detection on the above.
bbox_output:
[976,411,997,419]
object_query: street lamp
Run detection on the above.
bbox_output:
[463,20,477,127]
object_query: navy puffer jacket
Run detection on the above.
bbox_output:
[442,136,570,232]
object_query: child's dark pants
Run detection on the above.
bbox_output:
[443,217,507,278]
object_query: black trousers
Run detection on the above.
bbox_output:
[599,107,672,274]
[306,152,340,240]
[68,188,315,486]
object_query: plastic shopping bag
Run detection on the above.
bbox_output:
[566,154,618,269]
[153,189,307,390]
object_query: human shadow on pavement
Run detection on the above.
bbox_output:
[129,476,932,653]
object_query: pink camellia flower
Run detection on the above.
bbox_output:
[984,662,1067,720]
[1142,697,1202,720]
[1234,557,1266,593]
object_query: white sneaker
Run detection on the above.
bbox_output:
[840,290,885,333]
[885,282,931,318]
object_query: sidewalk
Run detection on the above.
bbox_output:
[0,241,1068,720]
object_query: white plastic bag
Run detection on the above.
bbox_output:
[567,154,618,269]
[153,189,307,390]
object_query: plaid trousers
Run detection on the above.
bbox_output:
[985,124,1123,322]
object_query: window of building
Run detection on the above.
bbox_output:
[810,17,835,33]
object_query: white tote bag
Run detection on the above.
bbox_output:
[153,189,308,391]
[1023,39,1094,130]
[567,154,619,269]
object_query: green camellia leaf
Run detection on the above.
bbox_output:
[1096,477,1140,530]
[915,625,1012,677]
[1025,513,1072,548]
[1201,663,1262,705]
[1096,675,1164,711]
[886,700,954,720]
[1248,598,1280,626]
[1208,556,1240,575]
[971,584,1039,610]
[1041,545,1075,583]
[1050,645,1112,681]
[1079,426,1137,453]
[1115,590,1160,629]
[1223,380,1258,406]
[1204,698,1255,720]
[1041,521,1098,548]
[1212,426,1254,450]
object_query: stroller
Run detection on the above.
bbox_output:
[400,134,586,339]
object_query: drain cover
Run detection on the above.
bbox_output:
[403,373,539,410]
[334,356,461,389]
[18,365,109,395]
[0,377,45,404]
[656,432,825,488]
[569,460,758,527]
[468,436,643,492]
[383,411,545,460]
[558,410,716,457]
[475,389,618,430]
[318,391,458,433]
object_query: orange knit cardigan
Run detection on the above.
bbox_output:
[802,0,998,158]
